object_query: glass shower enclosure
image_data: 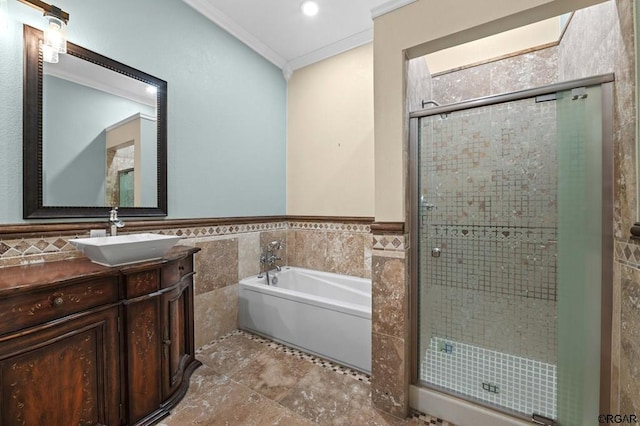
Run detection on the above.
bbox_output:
[410,76,613,425]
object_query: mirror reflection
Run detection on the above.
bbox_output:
[23,24,168,219]
[42,54,158,208]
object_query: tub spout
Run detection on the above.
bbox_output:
[260,240,284,285]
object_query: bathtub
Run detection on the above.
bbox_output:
[238,266,371,373]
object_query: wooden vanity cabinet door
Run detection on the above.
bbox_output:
[0,306,120,426]
[122,274,163,426]
[161,279,195,399]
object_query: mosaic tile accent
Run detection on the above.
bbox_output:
[0,219,376,268]
[409,411,456,426]
[419,99,558,229]
[0,237,82,264]
[421,336,557,420]
[287,221,371,234]
[424,224,557,301]
[0,222,282,267]
[615,239,640,269]
[373,234,407,251]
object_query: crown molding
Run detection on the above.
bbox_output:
[182,0,287,69]
[371,0,417,19]
[286,28,373,72]
[183,0,417,75]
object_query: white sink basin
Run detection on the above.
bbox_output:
[70,233,182,267]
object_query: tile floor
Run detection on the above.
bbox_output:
[159,330,455,426]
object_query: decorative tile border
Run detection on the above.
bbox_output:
[287,221,371,233]
[149,221,288,238]
[372,233,408,251]
[410,411,457,426]
[615,239,640,269]
[0,219,380,266]
[0,221,289,266]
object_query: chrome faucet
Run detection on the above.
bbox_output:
[258,240,284,285]
[108,207,125,236]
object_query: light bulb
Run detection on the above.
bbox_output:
[44,15,66,54]
[300,1,319,17]
[42,43,59,63]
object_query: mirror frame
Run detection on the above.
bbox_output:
[23,24,168,219]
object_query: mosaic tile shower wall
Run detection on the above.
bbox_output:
[418,97,559,416]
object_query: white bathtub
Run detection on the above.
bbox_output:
[238,266,372,373]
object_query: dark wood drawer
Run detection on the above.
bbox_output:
[161,256,194,289]
[124,269,160,298]
[0,277,119,336]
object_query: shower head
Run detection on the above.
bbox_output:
[421,99,449,119]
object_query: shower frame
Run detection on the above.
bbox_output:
[408,74,614,422]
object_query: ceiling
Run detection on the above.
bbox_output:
[182,0,416,77]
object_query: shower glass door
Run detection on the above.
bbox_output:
[415,82,608,424]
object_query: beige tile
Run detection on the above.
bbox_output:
[364,234,373,279]
[195,238,239,295]
[230,345,314,402]
[166,332,455,426]
[611,261,622,411]
[288,230,328,271]
[197,334,265,377]
[371,332,408,418]
[326,232,365,277]
[238,232,261,279]
[159,364,314,426]
[194,285,239,349]
[278,364,367,424]
[372,255,407,338]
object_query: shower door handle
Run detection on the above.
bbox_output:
[431,247,441,258]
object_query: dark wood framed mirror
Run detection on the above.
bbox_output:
[23,24,168,219]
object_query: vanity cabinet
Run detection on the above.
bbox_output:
[0,246,200,426]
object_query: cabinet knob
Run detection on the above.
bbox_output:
[52,297,64,307]
[163,339,171,346]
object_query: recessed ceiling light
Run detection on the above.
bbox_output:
[300,1,319,17]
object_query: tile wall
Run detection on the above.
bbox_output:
[371,231,411,418]
[0,218,372,351]
[419,98,559,366]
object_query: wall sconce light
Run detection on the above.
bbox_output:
[18,0,69,63]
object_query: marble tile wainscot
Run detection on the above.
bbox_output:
[0,216,375,351]
[370,221,411,418]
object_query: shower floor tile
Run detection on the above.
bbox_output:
[160,330,456,426]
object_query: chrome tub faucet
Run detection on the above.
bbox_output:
[258,240,284,285]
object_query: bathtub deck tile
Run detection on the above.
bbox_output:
[163,330,456,426]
